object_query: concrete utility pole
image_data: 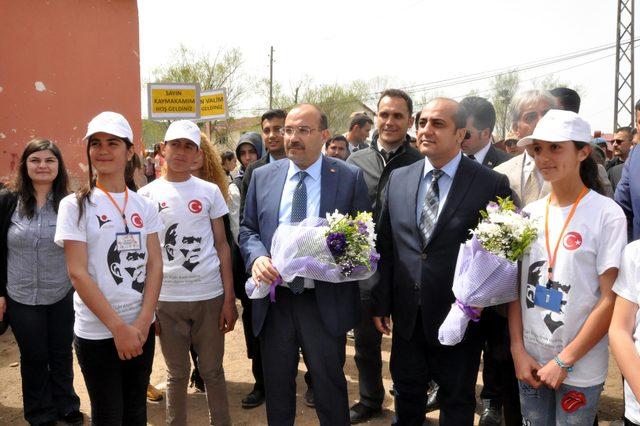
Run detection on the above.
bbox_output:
[614,0,635,129]
[269,46,274,110]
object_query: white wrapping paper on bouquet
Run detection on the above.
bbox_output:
[245,217,378,301]
[438,235,518,345]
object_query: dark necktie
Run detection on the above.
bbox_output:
[290,171,308,293]
[468,154,476,161]
[419,169,444,246]
[380,149,397,162]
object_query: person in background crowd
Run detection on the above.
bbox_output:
[347,89,423,423]
[372,98,511,425]
[610,237,640,426]
[346,113,373,153]
[550,87,581,114]
[153,142,165,180]
[607,126,634,170]
[55,111,163,425]
[459,96,512,168]
[325,135,350,160]
[609,129,636,192]
[144,150,155,183]
[591,138,608,167]
[239,103,369,425]
[503,131,524,155]
[459,95,515,426]
[221,151,237,184]
[125,152,147,191]
[1,139,83,426]
[509,110,626,425]
[234,133,262,190]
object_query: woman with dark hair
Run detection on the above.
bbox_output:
[508,110,626,424]
[54,112,163,425]
[0,138,82,425]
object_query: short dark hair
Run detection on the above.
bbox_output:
[460,96,496,133]
[325,135,348,149]
[616,126,633,140]
[220,151,235,162]
[415,111,421,131]
[635,99,640,111]
[377,89,413,116]
[349,113,373,131]
[261,109,287,125]
[550,87,581,113]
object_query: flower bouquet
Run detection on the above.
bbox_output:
[438,197,538,345]
[245,211,379,301]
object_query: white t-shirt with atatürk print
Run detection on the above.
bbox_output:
[520,190,626,387]
[139,176,228,302]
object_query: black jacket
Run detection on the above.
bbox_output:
[482,145,513,169]
[346,134,423,222]
[0,190,19,297]
[372,156,512,343]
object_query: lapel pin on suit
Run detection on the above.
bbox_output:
[487,161,493,167]
[330,168,336,173]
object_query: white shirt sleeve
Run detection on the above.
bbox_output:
[613,241,640,303]
[142,197,164,235]
[208,184,229,220]
[228,183,241,244]
[54,195,87,246]
[596,204,628,275]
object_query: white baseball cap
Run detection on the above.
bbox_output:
[517,109,592,147]
[164,120,201,148]
[85,111,133,141]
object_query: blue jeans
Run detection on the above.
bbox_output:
[518,380,603,425]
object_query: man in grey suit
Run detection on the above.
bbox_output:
[239,104,370,425]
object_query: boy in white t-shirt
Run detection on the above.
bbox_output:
[610,241,640,426]
[138,120,237,425]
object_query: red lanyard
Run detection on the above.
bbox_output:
[544,186,588,281]
[95,182,130,233]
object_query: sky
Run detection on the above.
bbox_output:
[138,0,634,133]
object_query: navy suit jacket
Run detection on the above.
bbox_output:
[239,156,371,337]
[615,146,640,241]
[372,155,512,343]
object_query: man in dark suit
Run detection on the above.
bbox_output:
[460,96,512,169]
[372,98,511,425]
[239,104,370,425]
[346,113,373,154]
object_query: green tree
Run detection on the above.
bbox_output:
[490,71,520,139]
[152,45,245,115]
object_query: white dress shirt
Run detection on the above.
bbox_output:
[470,142,491,165]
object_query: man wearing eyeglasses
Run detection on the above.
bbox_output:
[606,127,633,170]
[346,89,422,423]
[239,104,369,425]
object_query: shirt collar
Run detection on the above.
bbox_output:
[269,154,277,163]
[422,151,463,179]
[472,142,491,164]
[287,155,323,182]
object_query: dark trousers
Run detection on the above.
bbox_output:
[390,311,483,426]
[479,308,521,426]
[8,291,80,425]
[240,295,265,392]
[259,287,349,426]
[353,296,384,409]
[74,326,155,426]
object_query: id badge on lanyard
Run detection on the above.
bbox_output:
[116,232,142,251]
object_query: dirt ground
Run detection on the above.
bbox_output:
[0,301,626,425]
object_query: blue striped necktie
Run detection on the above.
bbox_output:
[419,169,443,246]
[289,171,308,293]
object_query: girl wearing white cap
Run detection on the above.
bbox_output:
[508,110,627,424]
[138,120,236,425]
[54,112,164,425]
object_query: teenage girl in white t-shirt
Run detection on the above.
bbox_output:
[508,110,627,425]
[54,112,163,425]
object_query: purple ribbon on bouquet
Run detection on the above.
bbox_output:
[269,277,283,303]
[455,299,481,322]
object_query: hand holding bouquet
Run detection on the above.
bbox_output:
[438,197,538,345]
[246,211,379,301]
